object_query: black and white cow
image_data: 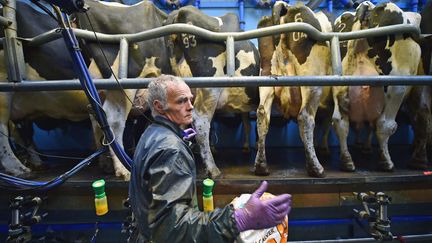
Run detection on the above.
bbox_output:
[165,6,260,178]
[0,0,174,180]
[256,1,334,177]
[406,0,432,170]
[333,1,421,172]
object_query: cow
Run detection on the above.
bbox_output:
[332,1,421,172]
[332,5,379,169]
[0,0,174,180]
[255,1,334,177]
[406,0,432,170]
[165,6,260,178]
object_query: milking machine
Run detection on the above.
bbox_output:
[6,196,46,243]
[353,192,393,241]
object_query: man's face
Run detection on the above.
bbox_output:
[164,82,194,127]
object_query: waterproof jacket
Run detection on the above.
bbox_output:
[129,116,240,243]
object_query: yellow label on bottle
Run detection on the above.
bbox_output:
[95,197,108,216]
[203,196,214,212]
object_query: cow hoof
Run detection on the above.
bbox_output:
[341,162,356,172]
[378,160,394,172]
[122,172,131,181]
[254,163,270,176]
[408,157,428,170]
[99,155,114,174]
[207,167,222,179]
[306,164,325,178]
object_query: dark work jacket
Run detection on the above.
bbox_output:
[128,116,239,243]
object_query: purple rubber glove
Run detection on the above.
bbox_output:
[234,181,292,232]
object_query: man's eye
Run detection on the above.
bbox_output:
[178,98,187,104]
[177,97,193,104]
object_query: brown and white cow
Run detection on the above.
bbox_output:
[332,5,378,170]
[333,1,421,172]
[255,1,334,177]
[0,0,174,180]
[165,6,260,178]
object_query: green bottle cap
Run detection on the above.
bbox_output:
[203,178,214,198]
[92,179,106,199]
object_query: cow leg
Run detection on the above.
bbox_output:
[193,88,223,178]
[298,87,325,177]
[254,87,274,176]
[407,86,432,169]
[362,125,374,154]
[332,86,355,172]
[11,120,44,169]
[353,124,363,148]
[0,93,31,177]
[375,86,410,171]
[317,112,332,156]
[88,109,114,174]
[101,90,137,181]
[241,112,251,153]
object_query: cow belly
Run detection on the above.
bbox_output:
[217,88,252,112]
[349,86,384,124]
[11,91,90,121]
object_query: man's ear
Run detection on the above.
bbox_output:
[153,100,165,114]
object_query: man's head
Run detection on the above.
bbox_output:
[147,75,194,128]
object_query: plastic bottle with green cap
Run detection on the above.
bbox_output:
[203,178,214,212]
[92,179,109,216]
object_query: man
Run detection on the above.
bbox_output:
[129,75,292,242]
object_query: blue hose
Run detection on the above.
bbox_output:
[60,13,132,170]
[0,147,107,191]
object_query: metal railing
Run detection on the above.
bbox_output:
[0,0,430,91]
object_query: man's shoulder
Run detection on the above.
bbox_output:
[143,125,183,147]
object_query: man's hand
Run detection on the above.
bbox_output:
[234,181,292,232]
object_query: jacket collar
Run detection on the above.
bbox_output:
[153,116,184,139]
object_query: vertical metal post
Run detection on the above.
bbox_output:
[118,38,129,79]
[238,0,245,30]
[2,0,26,82]
[330,36,342,76]
[226,36,235,77]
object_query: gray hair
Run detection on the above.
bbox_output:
[146,75,186,117]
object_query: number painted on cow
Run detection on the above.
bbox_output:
[182,34,197,48]
[338,22,347,32]
[293,13,308,41]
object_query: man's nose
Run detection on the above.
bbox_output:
[187,99,194,110]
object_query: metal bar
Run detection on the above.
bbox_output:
[21,28,63,47]
[330,36,342,75]
[118,38,129,79]
[226,36,235,76]
[1,76,432,92]
[19,23,421,47]
[2,0,25,82]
